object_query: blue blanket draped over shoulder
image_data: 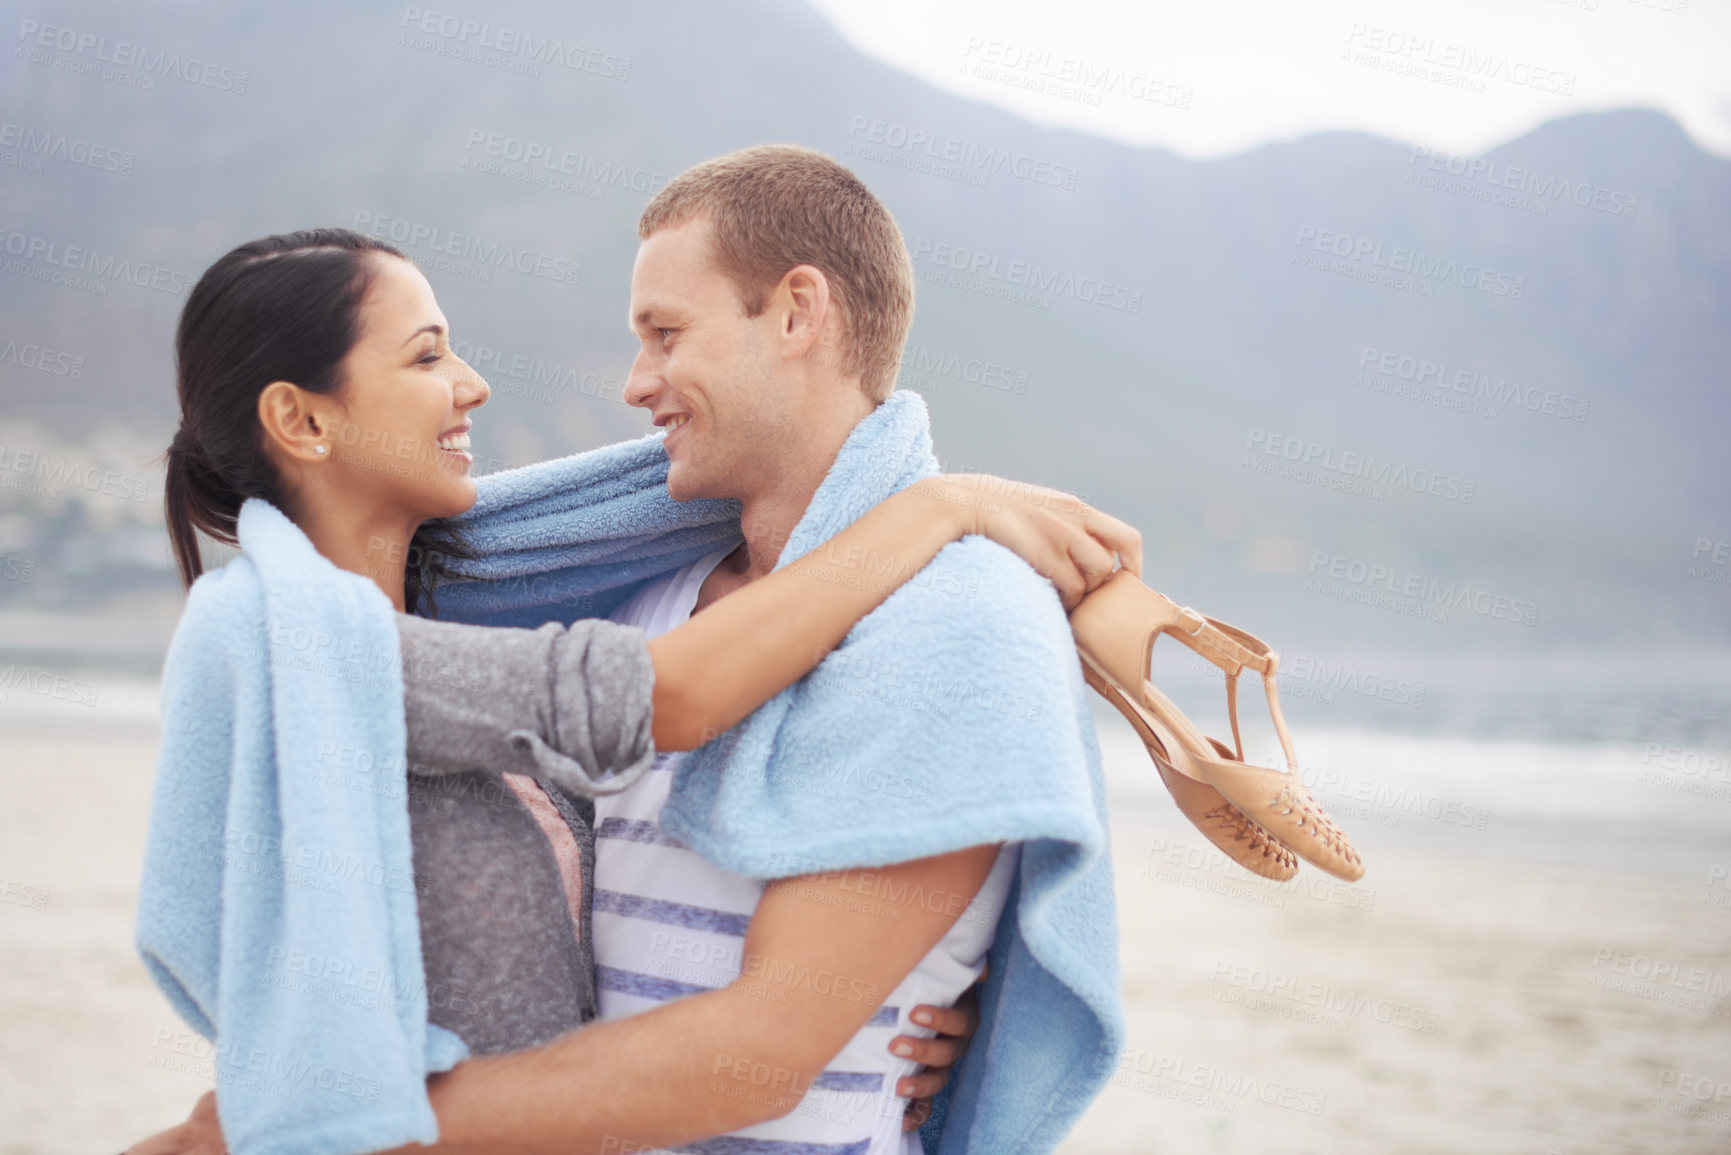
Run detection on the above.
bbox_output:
[136,500,471,1155]
[442,389,1125,1155]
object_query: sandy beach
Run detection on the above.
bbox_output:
[1,692,1727,1154]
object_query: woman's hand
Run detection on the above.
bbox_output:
[911,475,1142,610]
[124,1090,223,1155]
[893,978,985,1132]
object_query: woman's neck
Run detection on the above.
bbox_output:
[290,496,419,612]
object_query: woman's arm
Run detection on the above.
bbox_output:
[647,474,1139,750]
[391,475,1135,780]
[396,612,656,794]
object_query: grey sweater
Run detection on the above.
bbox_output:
[394,614,657,1056]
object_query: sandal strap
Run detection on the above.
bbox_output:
[1071,573,1294,766]
[1225,672,1243,762]
[1070,572,1277,683]
[1260,663,1301,775]
[1185,611,1276,679]
[1198,614,1277,763]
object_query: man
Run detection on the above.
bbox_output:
[137,145,1125,1155]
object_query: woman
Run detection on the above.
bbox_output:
[130,229,1138,1154]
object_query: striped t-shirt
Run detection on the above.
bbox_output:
[597,548,1018,1155]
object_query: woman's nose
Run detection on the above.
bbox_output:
[457,365,490,408]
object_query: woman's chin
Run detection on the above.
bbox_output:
[424,477,479,520]
[449,477,480,515]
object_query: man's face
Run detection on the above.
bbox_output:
[624,218,796,502]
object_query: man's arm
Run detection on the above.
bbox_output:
[397,843,1001,1155]
[126,962,987,1155]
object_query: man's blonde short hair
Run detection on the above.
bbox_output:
[639,145,914,401]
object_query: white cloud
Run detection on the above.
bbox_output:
[806,0,1731,158]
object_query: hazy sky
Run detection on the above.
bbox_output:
[806,0,1731,159]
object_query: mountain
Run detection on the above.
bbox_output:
[3,0,1727,661]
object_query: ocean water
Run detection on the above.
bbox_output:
[1098,715,1730,873]
[1114,656,1731,867]
[5,653,1724,871]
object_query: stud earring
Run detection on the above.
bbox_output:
[315,444,327,455]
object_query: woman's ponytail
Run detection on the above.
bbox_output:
[164,424,246,588]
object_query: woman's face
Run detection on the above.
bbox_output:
[324,255,490,522]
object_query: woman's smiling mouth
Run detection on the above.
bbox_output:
[437,425,473,464]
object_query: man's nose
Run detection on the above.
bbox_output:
[623,352,659,409]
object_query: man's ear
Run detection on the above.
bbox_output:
[257,381,336,463]
[776,264,834,361]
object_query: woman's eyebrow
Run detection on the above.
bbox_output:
[400,323,445,347]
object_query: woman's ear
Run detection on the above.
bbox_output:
[257,381,334,463]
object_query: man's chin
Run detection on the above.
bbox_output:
[664,461,706,503]
[665,450,743,503]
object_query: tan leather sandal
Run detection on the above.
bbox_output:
[1079,651,1300,882]
[1070,571,1365,883]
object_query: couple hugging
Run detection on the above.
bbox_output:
[128,143,1143,1155]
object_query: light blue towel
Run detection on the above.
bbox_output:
[433,429,742,625]
[446,390,1126,1155]
[136,500,470,1155]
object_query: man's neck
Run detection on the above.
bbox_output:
[694,390,875,612]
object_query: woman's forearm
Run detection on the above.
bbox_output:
[396,613,658,797]
[647,482,969,750]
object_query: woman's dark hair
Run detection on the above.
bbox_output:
[165,227,473,614]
